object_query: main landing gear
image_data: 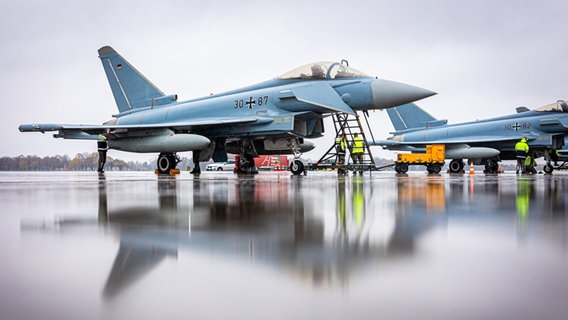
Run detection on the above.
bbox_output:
[236,154,259,174]
[157,152,180,174]
[448,159,465,173]
[448,158,500,174]
[236,139,259,174]
[483,159,499,174]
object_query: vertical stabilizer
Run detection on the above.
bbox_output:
[386,103,438,131]
[98,46,165,113]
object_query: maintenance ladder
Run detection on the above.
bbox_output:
[313,112,377,173]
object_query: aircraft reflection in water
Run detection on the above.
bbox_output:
[49,173,568,300]
[95,175,439,298]
[393,174,567,243]
[396,174,568,214]
[512,176,567,239]
[98,175,183,297]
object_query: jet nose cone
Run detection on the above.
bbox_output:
[371,79,436,109]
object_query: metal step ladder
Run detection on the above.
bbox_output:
[314,111,376,173]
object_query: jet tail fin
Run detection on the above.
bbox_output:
[98,46,170,113]
[386,103,445,131]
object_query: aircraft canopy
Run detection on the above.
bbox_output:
[277,62,369,80]
[534,100,568,112]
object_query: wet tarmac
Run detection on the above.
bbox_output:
[0,171,567,320]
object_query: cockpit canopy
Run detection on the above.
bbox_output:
[534,100,568,112]
[277,61,370,80]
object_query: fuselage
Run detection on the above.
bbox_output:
[113,78,371,139]
[389,109,568,160]
[112,73,435,145]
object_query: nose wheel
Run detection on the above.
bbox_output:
[290,159,305,175]
[544,163,554,174]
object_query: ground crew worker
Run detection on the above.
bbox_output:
[351,133,364,163]
[351,133,364,175]
[335,134,347,175]
[524,152,537,174]
[515,137,529,172]
[97,133,109,173]
[335,134,347,164]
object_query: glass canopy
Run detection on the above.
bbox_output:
[534,100,568,112]
[277,62,370,80]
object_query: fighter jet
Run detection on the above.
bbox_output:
[19,46,435,174]
[370,101,568,173]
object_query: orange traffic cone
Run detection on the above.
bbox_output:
[469,162,475,174]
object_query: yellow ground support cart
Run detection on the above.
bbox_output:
[394,144,445,174]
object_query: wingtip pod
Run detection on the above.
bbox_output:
[19,124,62,132]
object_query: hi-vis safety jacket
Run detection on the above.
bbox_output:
[515,139,529,153]
[335,137,346,154]
[352,135,364,154]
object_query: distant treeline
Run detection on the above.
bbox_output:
[0,153,193,171]
[1,153,403,171]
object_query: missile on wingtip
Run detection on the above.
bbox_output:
[371,79,436,109]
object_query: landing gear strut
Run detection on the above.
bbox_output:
[484,159,499,174]
[289,138,306,176]
[236,138,258,174]
[157,152,179,174]
[543,149,558,174]
[237,154,258,174]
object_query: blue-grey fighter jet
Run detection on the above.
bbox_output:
[19,46,435,174]
[371,101,568,173]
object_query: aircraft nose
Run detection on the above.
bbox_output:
[371,79,436,109]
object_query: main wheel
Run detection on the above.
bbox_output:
[290,160,305,175]
[398,163,409,174]
[484,160,499,174]
[449,159,464,173]
[237,156,253,173]
[157,153,176,174]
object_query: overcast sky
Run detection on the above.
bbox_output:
[2,0,567,162]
